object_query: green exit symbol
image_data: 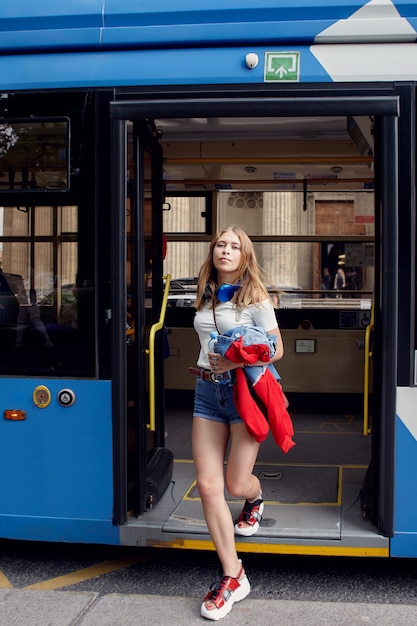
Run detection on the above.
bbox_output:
[264,52,300,82]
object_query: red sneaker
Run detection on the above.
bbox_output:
[200,560,250,621]
[234,494,264,537]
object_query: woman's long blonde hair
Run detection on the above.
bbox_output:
[195,226,270,311]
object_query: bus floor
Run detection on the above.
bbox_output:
[123,400,389,556]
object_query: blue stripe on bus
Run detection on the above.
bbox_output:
[0,1,408,53]
[101,22,335,49]
[0,0,103,31]
[0,46,331,91]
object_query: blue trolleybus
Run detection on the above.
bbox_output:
[0,1,416,558]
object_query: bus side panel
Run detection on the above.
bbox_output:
[0,379,119,544]
[391,387,417,557]
[1,1,417,53]
[0,46,331,91]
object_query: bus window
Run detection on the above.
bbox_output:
[164,194,209,234]
[162,190,374,309]
[0,119,69,192]
[0,205,95,376]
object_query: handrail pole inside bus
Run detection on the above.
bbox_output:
[146,275,171,432]
[363,303,374,436]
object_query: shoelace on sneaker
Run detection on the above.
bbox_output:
[236,496,263,526]
[201,561,250,620]
[204,574,242,608]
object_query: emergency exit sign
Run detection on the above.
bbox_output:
[264,52,300,82]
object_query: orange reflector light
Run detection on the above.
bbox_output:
[4,409,26,421]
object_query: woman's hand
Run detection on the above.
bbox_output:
[208,351,238,374]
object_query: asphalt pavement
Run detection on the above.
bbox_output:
[2,541,417,625]
[1,588,417,626]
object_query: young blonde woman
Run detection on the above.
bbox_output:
[191,226,284,620]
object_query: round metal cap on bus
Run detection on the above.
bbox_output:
[245,53,259,69]
[33,385,52,409]
[57,389,76,407]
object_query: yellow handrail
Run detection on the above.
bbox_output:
[145,274,171,431]
[363,303,374,436]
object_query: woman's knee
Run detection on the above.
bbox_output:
[225,478,249,499]
[225,474,258,499]
[196,476,224,501]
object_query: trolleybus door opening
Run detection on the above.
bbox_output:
[111,93,398,539]
[111,118,171,520]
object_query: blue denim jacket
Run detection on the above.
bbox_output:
[215,325,280,384]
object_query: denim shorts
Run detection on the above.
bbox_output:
[193,377,243,425]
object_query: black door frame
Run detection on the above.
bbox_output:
[110,117,164,521]
[131,122,165,514]
[110,92,399,534]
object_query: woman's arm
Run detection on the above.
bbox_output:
[209,326,284,374]
[265,326,284,363]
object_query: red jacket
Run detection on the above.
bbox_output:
[225,341,295,453]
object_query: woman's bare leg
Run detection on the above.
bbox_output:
[192,416,241,577]
[227,422,262,529]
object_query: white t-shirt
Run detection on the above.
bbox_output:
[194,299,278,370]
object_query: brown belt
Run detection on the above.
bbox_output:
[188,366,215,382]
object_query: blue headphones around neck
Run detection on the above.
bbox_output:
[215,283,241,302]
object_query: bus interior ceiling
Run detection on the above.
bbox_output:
[157,114,374,192]
[142,112,378,547]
